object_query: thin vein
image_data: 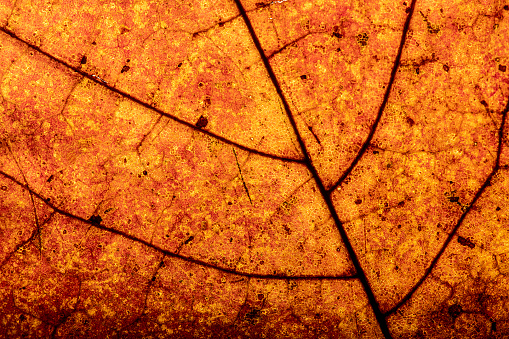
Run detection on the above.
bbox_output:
[327,0,417,194]
[266,32,314,59]
[4,141,43,256]
[233,148,253,204]
[384,95,509,317]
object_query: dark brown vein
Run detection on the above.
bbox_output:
[0,26,305,165]
[384,95,509,317]
[233,0,418,338]
[0,170,357,282]
[327,0,417,194]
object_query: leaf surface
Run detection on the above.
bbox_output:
[0,0,509,337]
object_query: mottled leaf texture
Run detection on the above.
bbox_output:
[1,0,509,338]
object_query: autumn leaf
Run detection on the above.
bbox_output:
[1,0,509,337]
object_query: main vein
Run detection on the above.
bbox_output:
[232,0,418,338]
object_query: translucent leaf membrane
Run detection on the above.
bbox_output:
[0,0,509,337]
[330,0,509,336]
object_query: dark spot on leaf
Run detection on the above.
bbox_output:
[505,5,509,10]
[373,150,379,154]
[62,230,66,234]
[448,304,463,318]
[406,116,415,126]
[457,236,475,248]
[204,97,211,107]
[332,25,343,38]
[229,237,233,242]
[80,56,87,64]
[20,314,26,321]
[127,59,130,63]
[421,13,441,34]
[47,174,54,182]
[354,199,362,205]
[297,242,304,251]
[143,170,147,175]
[496,206,501,211]
[184,236,194,245]
[443,64,449,72]
[415,67,420,75]
[227,201,232,205]
[198,82,204,87]
[245,309,261,321]
[195,115,208,128]
[177,62,182,68]
[336,47,341,52]
[283,224,291,235]
[356,32,369,46]
[418,225,422,231]
[491,320,497,332]
[499,65,507,72]
[192,32,200,39]
[415,329,425,339]
[480,100,488,107]
[449,196,459,203]
[1,185,7,191]
[218,21,224,27]
[257,293,264,300]
[300,74,307,80]
[397,225,402,229]
[121,65,130,73]
[91,41,96,45]
[151,276,156,281]
[88,215,102,225]
[398,201,405,207]
[256,2,268,8]
[405,7,411,13]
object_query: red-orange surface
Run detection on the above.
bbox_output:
[1,0,509,337]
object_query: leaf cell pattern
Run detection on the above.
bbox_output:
[0,0,509,338]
